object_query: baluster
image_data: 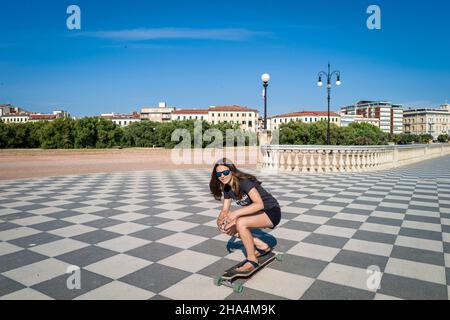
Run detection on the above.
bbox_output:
[293,151,301,172]
[302,151,308,173]
[309,151,315,172]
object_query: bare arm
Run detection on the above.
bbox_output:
[218,198,232,221]
[232,188,264,219]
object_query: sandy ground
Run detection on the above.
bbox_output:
[0,147,260,181]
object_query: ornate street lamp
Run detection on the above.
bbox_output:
[318,63,341,145]
[262,74,270,131]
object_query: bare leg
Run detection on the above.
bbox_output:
[235,212,274,272]
[225,227,270,254]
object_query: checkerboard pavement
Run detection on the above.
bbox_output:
[1,156,450,300]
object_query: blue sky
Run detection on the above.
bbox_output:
[0,0,449,117]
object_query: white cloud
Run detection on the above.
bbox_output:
[77,27,270,42]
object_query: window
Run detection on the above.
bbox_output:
[242,113,245,117]
[236,113,239,117]
[218,113,221,117]
[231,113,233,117]
[195,116,198,120]
[212,113,215,117]
[201,116,203,120]
[243,121,246,125]
[183,116,186,120]
[249,121,253,127]
[177,116,180,120]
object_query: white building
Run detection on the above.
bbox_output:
[340,114,381,128]
[341,101,404,134]
[269,111,341,131]
[208,105,259,132]
[140,102,175,123]
[100,112,141,127]
[403,104,450,139]
[172,109,209,122]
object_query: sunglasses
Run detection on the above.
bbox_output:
[216,170,231,178]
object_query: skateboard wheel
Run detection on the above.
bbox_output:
[233,283,244,294]
[276,253,284,262]
[214,276,223,287]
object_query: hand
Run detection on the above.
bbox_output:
[224,212,238,232]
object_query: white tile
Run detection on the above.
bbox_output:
[279,206,308,214]
[29,239,89,257]
[333,213,368,222]
[159,250,220,273]
[245,268,314,300]
[157,233,208,249]
[39,200,73,207]
[48,225,96,238]
[268,228,310,242]
[161,274,232,300]
[0,208,20,216]
[63,214,102,224]
[29,207,65,215]
[155,211,193,220]
[444,253,450,268]
[441,218,450,226]
[157,220,198,232]
[374,293,403,300]
[312,205,343,213]
[314,225,356,238]
[3,258,70,286]
[287,242,340,262]
[401,220,442,232]
[371,211,404,221]
[385,258,446,285]
[346,204,377,211]
[343,239,393,257]
[295,198,323,205]
[72,206,109,214]
[293,214,330,225]
[153,203,187,211]
[318,263,376,292]
[327,197,353,204]
[0,288,53,300]
[407,210,440,218]
[10,216,54,227]
[80,199,112,206]
[0,242,23,255]
[395,236,443,253]
[85,254,151,279]
[110,212,148,222]
[75,281,154,300]
[0,227,41,241]
[410,201,439,208]
[97,236,150,252]
[378,202,409,209]
[0,201,34,208]
[360,223,400,235]
[114,204,148,212]
[104,222,148,235]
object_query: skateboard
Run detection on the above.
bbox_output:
[213,252,284,293]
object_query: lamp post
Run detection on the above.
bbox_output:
[317,63,341,145]
[262,74,270,131]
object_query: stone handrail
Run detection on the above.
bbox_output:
[258,144,450,173]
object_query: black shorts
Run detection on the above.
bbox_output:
[263,206,281,229]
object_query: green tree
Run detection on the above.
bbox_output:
[438,134,449,143]
[39,118,75,149]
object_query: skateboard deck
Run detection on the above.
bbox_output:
[214,252,284,293]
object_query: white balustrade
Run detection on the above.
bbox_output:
[259,144,450,173]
